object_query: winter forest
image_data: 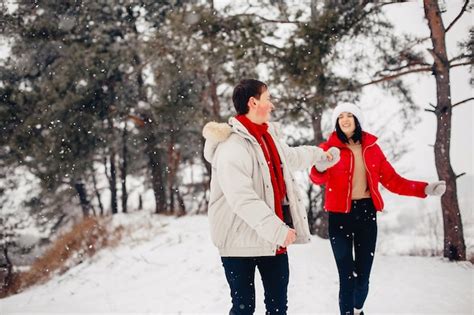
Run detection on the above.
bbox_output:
[0,0,473,314]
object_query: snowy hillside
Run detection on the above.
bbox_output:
[1,213,472,314]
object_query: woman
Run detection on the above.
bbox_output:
[310,103,446,315]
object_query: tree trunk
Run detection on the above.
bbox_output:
[167,133,182,214]
[310,106,329,239]
[176,187,186,216]
[143,123,166,214]
[74,181,91,217]
[121,125,129,214]
[91,170,104,216]
[0,245,13,293]
[109,152,118,215]
[130,48,167,214]
[207,68,221,120]
[423,0,466,261]
[105,116,119,215]
[201,137,211,214]
[148,148,166,214]
[168,185,175,213]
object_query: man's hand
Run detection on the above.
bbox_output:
[324,150,334,162]
[315,147,340,172]
[282,228,297,248]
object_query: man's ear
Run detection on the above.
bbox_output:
[248,97,257,110]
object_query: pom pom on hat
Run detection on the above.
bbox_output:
[331,103,364,130]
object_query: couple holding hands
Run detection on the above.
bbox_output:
[202,79,445,315]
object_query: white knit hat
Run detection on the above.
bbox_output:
[331,103,364,130]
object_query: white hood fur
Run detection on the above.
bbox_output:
[202,121,233,163]
[202,121,232,143]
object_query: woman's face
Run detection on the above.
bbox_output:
[338,112,356,137]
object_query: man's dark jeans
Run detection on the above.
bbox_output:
[221,253,289,315]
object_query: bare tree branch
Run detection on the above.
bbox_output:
[374,61,431,76]
[306,64,434,97]
[232,13,302,25]
[372,1,412,9]
[450,61,474,68]
[405,36,431,51]
[259,39,285,52]
[360,66,432,88]
[452,97,474,108]
[445,0,470,33]
[449,54,474,63]
[329,58,474,94]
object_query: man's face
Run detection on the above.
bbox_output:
[251,89,274,124]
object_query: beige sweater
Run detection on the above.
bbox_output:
[347,142,371,200]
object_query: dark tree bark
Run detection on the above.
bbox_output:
[176,187,186,216]
[74,181,91,217]
[0,245,13,293]
[309,105,329,238]
[138,194,143,211]
[147,146,166,214]
[142,119,166,214]
[105,116,119,215]
[207,68,221,119]
[91,170,104,216]
[120,125,129,213]
[109,152,118,215]
[423,0,466,261]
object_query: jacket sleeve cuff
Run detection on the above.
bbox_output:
[275,224,289,247]
[420,182,429,198]
[310,166,327,185]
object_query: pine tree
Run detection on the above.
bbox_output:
[423,0,470,261]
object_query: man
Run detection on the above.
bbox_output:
[202,79,339,314]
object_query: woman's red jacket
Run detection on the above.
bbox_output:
[310,132,428,213]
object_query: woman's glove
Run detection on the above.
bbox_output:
[315,147,340,172]
[425,180,446,196]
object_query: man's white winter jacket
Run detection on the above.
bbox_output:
[203,117,327,257]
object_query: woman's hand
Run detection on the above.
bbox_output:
[425,180,446,196]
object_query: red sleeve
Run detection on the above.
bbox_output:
[377,146,428,198]
[309,142,330,186]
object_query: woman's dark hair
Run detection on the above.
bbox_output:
[232,79,267,115]
[335,115,363,144]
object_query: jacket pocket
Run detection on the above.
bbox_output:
[227,216,270,248]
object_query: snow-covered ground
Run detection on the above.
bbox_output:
[1,213,472,315]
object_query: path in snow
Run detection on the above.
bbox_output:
[1,214,472,314]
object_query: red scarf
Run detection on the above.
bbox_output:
[236,115,287,250]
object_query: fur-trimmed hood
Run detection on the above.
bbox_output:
[202,121,233,143]
[202,120,233,164]
[202,117,282,163]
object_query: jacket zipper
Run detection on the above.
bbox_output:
[363,142,382,208]
[346,150,354,213]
